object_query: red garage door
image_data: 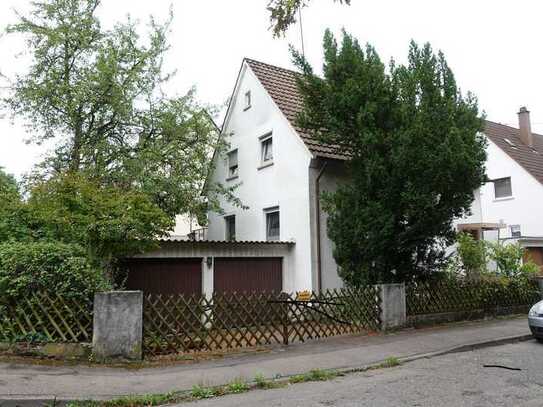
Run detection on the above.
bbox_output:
[214,257,283,293]
[124,258,202,295]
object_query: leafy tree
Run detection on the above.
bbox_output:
[293,30,487,285]
[268,0,350,37]
[0,168,32,242]
[25,174,173,266]
[3,0,234,220]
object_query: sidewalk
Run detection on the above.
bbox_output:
[0,316,531,402]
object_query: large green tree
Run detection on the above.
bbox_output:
[293,30,487,285]
[4,0,235,220]
[268,0,350,37]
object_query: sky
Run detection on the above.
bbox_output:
[1,0,543,178]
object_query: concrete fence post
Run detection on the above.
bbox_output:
[537,277,543,299]
[93,291,143,361]
[378,283,406,330]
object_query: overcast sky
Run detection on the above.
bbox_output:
[1,0,542,178]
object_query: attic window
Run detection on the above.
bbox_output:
[244,91,251,111]
[493,177,512,199]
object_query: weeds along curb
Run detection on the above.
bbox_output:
[31,333,536,407]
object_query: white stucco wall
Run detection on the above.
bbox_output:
[478,138,543,239]
[207,63,314,292]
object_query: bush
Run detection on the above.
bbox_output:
[487,241,539,279]
[456,232,487,279]
[0,241,110,302]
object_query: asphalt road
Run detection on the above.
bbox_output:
[187,340,543,407]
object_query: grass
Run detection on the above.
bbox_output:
[289,368,339,384]
[64,359,403,407]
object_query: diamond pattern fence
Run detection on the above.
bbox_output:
[0,293,93,343]
[406,278,540,317]
[143,287,382,357]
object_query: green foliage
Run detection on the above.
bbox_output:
[289,369,337,383]
[293,30,487,285]
[190,384,216,399]
[0,241,110,302]
[487,242,539,279]
[456,233,487,279]
[267,0,350,37]
[226,379,250,394]
[25,174,173,263]
[3,0,234,223]
[0,168,31,242]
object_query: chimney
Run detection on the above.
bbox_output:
[518,106,533,147]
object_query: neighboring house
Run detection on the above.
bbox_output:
[457,108,543,271]
[208,58,543,292]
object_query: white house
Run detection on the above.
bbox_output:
[207,58,543,293]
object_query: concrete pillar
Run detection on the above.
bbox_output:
[537,277,543,299]
[92,291,143,361]
[202,256,214,299]
[378,283,406,330]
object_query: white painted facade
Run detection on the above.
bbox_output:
[207,62,314,292]
[466,138,543,240]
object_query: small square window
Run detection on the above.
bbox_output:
[261,136,273,163]
[244,91,251,110]
[510,224,521,238]
[227,149,238,178]
[265,208,280,241]
[494,177,512,199]
[225,215,236,241]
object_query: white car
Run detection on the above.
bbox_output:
[529,300,543,342]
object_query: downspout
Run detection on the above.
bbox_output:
[315,160,328,292]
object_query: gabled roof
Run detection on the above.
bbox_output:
[245,58,543,185]
[245,58,348,160]
[484,121,543,185]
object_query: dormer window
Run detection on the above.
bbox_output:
[244,91,251,111]
[227,149,238,179]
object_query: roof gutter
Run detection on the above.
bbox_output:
[315,160,328,292]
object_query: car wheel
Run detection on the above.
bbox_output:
[536,337,543,344]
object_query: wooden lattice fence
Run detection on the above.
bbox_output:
[0,293,93,343]
[406,278,540,317]
[143,287,381,356]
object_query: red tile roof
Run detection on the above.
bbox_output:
[245,58,349,160]
[484,121,543,185]
[246,58,543,185]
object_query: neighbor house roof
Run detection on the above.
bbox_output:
[484,121,543,185]
[246,59,543,184]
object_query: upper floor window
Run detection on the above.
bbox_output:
[265,207,280,241]
[244,91,251,110]
[225,215,236,241]
[493,177,512,199]
[227,149,238,179]
[260,135,273,164]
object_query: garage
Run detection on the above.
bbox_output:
[214,257,283,293]
[124,258,202,295]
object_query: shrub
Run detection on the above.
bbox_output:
[487,242,539,279]
[0,241,110,302]
[456,232,487,279]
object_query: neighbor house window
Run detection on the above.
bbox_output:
[227,149,238,179]
[225,215,236,241]
[494,177,512,199]
[260,135,273,164]
[265,208,280,241]
[244,91,251,110]
[510,224,521,238]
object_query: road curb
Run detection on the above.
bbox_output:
[335,332,534,377]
